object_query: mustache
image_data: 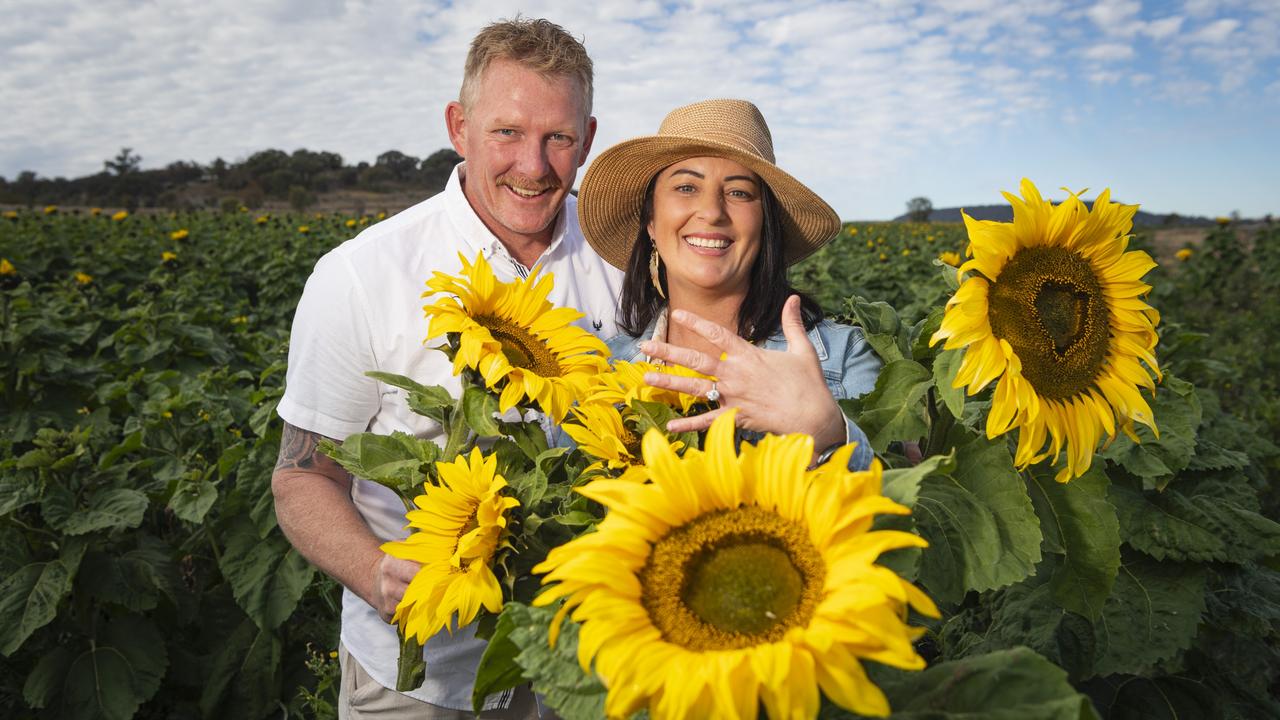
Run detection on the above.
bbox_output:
[497,175,560,193]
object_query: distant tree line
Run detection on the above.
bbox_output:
[0,146,463,211]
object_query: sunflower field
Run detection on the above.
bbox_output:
[2,186,1279,720]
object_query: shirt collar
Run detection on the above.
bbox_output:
[444,162,570,271]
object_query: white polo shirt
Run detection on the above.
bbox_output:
[277,164,624,710]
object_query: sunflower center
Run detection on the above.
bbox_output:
[640,506,824,651]
[621,425,642,459]
[475,314,562,377]
[987,246,1111,400]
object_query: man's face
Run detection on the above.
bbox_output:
[446,59,596,247]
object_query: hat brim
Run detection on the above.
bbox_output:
[578,135,841,270]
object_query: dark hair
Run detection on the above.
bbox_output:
[617,175,824,343]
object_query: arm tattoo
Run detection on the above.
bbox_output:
[275,422,333,471]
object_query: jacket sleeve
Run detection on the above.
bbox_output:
[834,325,882,471]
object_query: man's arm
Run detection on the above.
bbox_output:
[271,422,419,622]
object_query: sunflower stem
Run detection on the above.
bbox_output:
[395,630,426,691]
[440,391,472,462]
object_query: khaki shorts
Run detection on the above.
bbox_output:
[337,643,543,719]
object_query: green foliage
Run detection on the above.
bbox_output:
[912,428,1042,603]
[830,647,1100,719]
[501,602,608,720]
[1027,467,1121,621]
[0,209,346,718]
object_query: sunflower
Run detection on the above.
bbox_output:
[586,360,710,414]
[534,412,937,719]
[938,251,961,267]
[423,253,609,422]
[562,402,646,474]
[381,448,520,643]
[931,179,1161,482]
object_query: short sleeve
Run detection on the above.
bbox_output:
[276,251,381,439]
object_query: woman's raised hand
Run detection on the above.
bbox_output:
[640,295,847,454]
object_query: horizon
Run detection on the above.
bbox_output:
[2,0,1277,221]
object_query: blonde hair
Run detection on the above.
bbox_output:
[459,17,594,119]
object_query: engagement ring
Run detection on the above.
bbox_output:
[705,382,721,403]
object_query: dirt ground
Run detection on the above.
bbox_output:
[1148,223,1267,264]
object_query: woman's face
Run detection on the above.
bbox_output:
[647,156,764,300]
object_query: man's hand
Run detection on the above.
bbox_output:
[369,553,422,623]
[640,295,847,457]
[272,422,416,623]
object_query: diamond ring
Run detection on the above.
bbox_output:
[705,381,721,403]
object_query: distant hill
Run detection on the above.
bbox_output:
[894,204,1218,227]
[0,147,463,213]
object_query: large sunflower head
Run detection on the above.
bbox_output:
[534,412,937,719]
[931,179,1161,482]
[381,448,520,643]
[423,252,610,422]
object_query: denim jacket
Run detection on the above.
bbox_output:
[605,314,882,470]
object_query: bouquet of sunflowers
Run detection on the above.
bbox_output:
[322,180,1180,719]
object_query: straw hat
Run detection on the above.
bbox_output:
[578,99,841,270]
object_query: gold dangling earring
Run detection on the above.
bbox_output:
[648,242,666,299]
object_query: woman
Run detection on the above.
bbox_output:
[577,99,880,469]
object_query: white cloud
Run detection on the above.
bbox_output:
[1192,17,1241,43]
[1086,0,1143,36]
[1142,16,1185,39]
[1083,42,1136,61]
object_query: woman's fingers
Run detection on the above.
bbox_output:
[639,339,719,374]
[670,308,755,353]
[643,371,713,397]
[666,406,729,433]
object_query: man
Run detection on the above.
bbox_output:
[271,18,622,719]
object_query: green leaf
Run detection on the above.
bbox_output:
[63,615,168,720]
[0,561,71,655]
[932,347,966,418]
[850,359,933,452]
[463,386,503,437]
[499,419,550,461]
[43,486,149,536]
[218,519,316,631]
[321,431,437,498]
[913,430,1042,603]
[78,550,160,612]
[199,618,282,720]
[506,602,607,720]
[1101,375,1200,487]
[0,474,42,516]
[23,645,74,709]
[1093,554,1206,677]
[1027,466,1121,621]
[942,560,1099,680]
[98,430,143,470]
[1110,483,1280,563]
[1088,675,1222,719]
[216,442,249,479]
[844,296,908,363]
[881,449,956,508]
[168,477,218,524]
[472,604,529,712]
[881,646,1100,719]
[367,371,454,424]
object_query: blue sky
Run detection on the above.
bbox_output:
[1,0,1276,219]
